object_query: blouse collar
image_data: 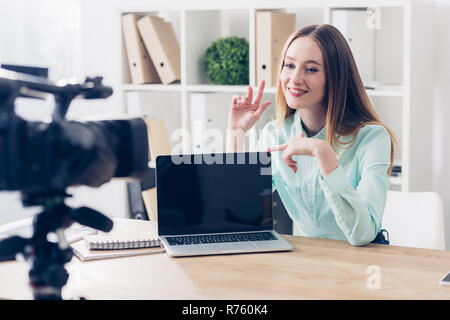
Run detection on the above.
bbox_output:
[293,110,327,140]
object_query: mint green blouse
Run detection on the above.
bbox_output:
[257,110,391,246]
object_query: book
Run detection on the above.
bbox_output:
[70,218,164,261]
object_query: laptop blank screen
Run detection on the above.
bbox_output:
[156,152,272,236]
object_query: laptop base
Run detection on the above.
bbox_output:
[160,230,292,257]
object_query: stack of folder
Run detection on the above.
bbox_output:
[122,13,181,85]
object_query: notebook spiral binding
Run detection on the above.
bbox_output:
[87,239,161,250]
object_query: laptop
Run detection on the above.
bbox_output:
[155,152,292,257]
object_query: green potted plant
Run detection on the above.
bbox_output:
[203,36,249,85]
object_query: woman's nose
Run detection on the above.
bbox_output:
[291,68,306,85]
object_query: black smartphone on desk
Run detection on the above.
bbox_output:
[439,271,450,286]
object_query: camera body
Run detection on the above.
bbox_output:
[0,70,149,194]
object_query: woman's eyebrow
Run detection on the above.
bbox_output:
[284,56,322,66]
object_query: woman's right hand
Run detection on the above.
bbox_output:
[228,80,271,132]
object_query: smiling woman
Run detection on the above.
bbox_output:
[227,24,395,246]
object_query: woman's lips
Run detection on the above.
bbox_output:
[288,87,308,97]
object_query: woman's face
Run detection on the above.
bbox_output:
[280,36,326,111]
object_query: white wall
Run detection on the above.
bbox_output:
[433,0,450,249]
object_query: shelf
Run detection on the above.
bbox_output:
[185,9,250,86]
[186,85,249,93]
[122,84,182,92]
[121,84,250,93]
[121,84,404,97]
[390,176,402,186]
[366,87,404,97]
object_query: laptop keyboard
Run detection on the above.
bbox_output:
[165,232,277,246]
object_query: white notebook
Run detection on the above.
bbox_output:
[70,218,164,261]
[83,218,161,250]
[71,240,164,261]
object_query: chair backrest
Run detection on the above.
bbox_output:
[382,191,446,250]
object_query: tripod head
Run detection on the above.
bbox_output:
[0,190,113,299]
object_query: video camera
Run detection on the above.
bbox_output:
[0,68,149,299]
[0,69,148,192]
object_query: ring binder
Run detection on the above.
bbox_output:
[122,13,161,84]
[137,15,181,84]
[256,11,296,87]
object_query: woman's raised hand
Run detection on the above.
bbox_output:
[228,80,271,132]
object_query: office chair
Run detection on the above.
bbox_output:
[382,191,446,250]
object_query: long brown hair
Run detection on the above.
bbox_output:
[275,24,396,174]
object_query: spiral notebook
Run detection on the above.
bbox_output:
[84,218,161,250]
[70,218,164,261]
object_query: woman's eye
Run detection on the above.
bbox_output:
[305,67,318,73]
[284,63,294,69]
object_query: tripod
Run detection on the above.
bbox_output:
[0,190,113,299]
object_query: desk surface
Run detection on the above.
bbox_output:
[1,235,450,300]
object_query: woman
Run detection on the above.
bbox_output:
[227,24,395,246]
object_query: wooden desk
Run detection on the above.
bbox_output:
[1,235,450,300]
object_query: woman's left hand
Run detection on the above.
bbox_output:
[268,134,339,177]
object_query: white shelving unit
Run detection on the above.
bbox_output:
[118,0,435,193]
